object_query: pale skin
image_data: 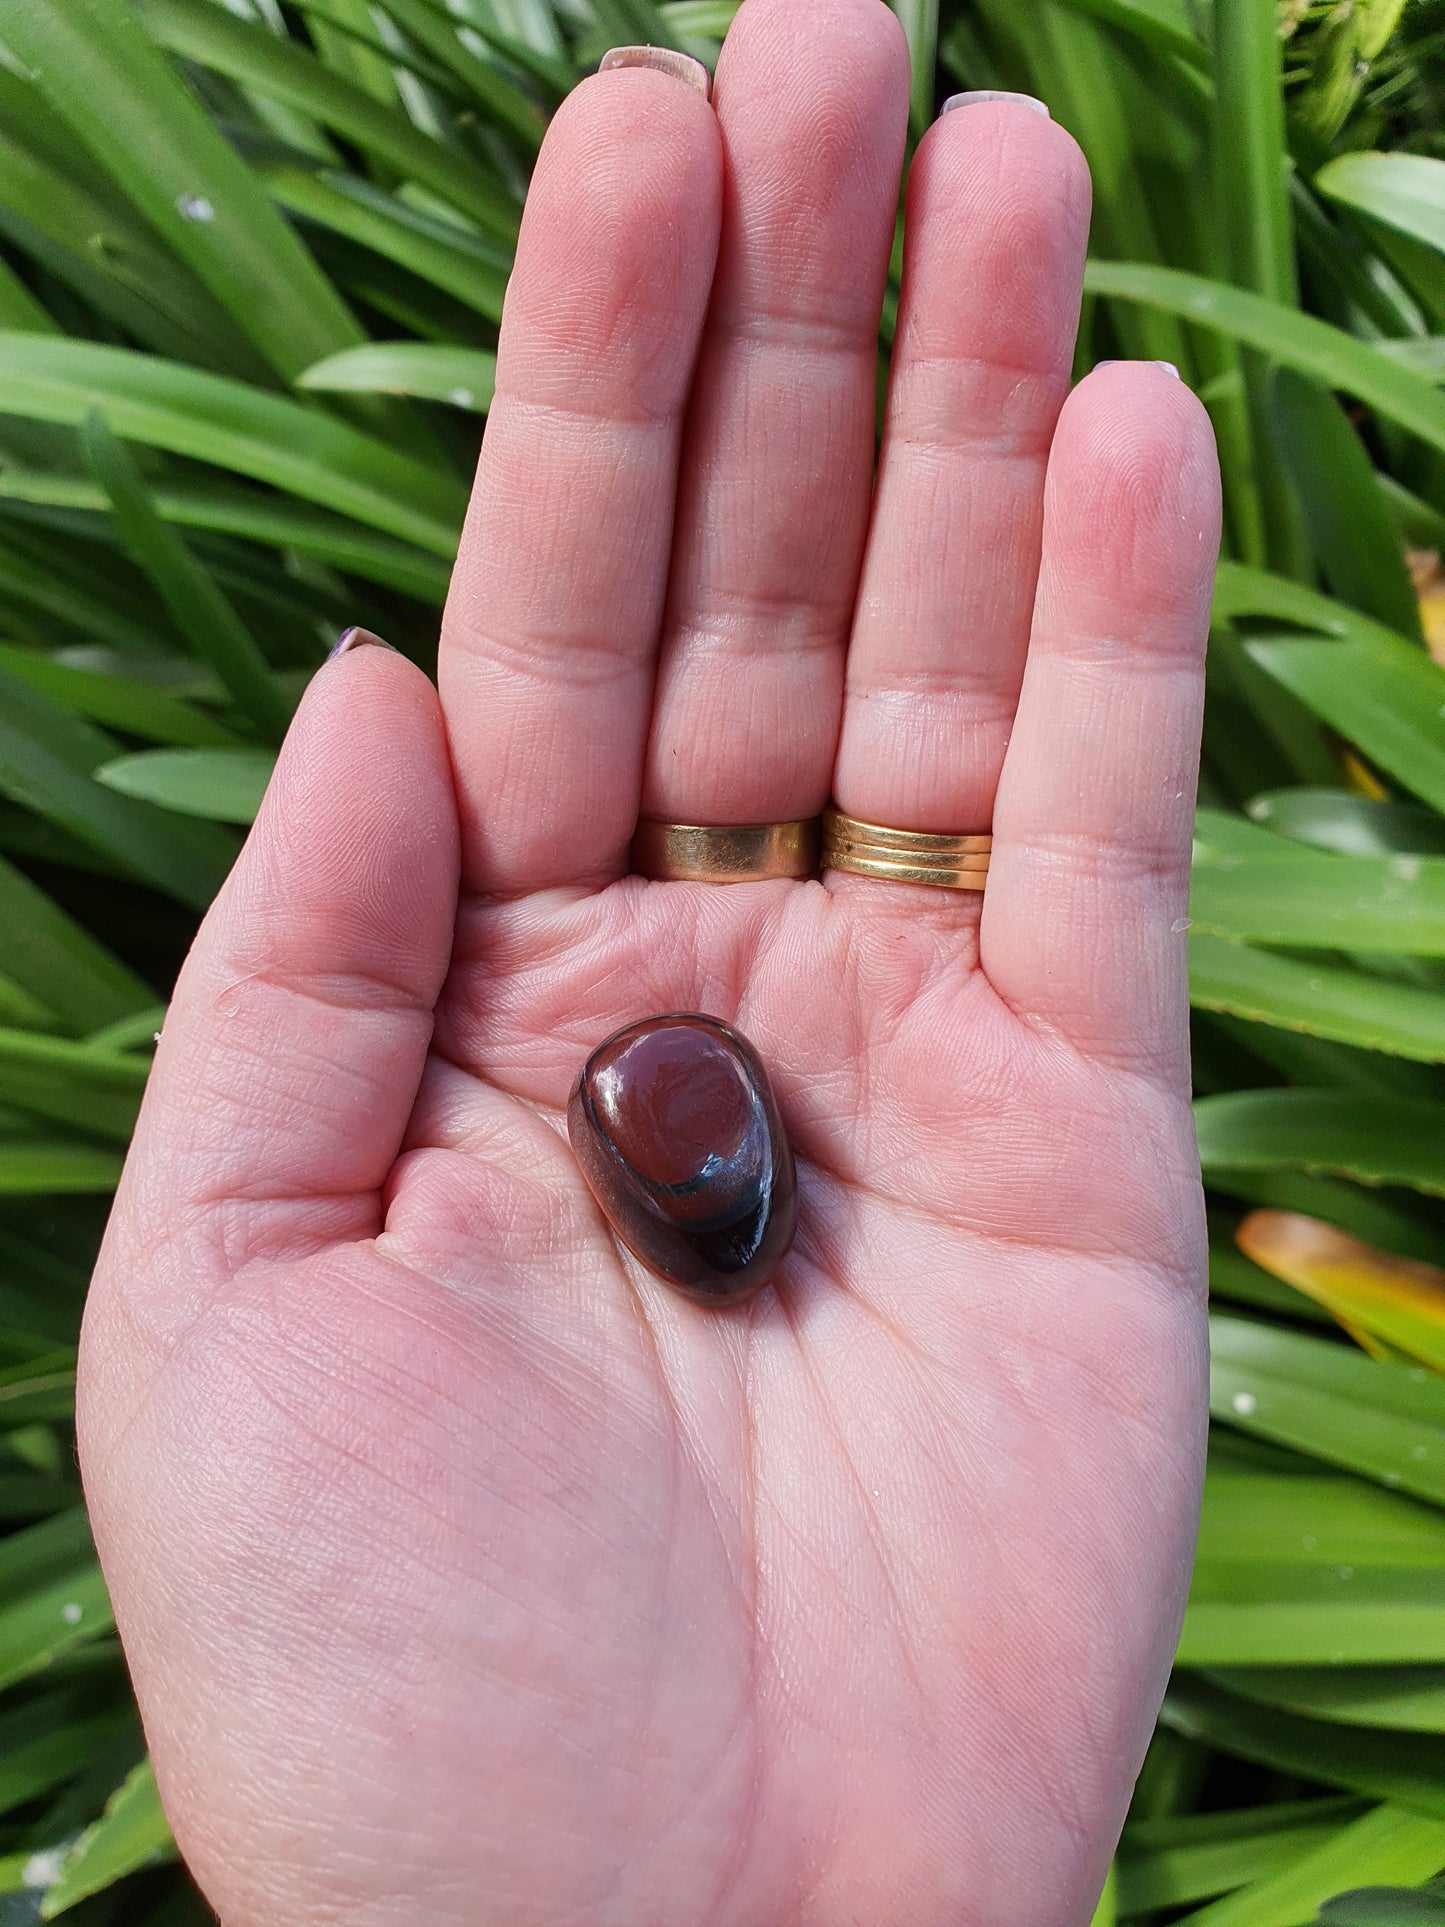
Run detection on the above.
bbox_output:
[77,3,1223,1921]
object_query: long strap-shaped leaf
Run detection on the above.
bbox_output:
[1083,260,1445,460]
[1188,932,1445,1065]
[1165,1678,1445,1825]
[37,1757,176,1919]
[0,335,467,557]
[133,0,522,243]
[361,0,548,149]
[0,471,451,602]
[0,664,236,910]
[0,856,150,1034]
[0,0,364,386]
[0,127,264,380]
[83,413,291,742]
[1196,1089,1445,1199]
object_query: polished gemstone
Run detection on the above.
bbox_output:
[568,1014,796,1305]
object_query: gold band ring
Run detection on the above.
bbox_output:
[822,807,992,892]
[631,818,821,883]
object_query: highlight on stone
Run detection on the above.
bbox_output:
[568,1014,796,1305]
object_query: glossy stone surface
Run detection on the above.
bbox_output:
[568,1014,796,1305]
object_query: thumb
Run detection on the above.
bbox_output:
[94,632,460,1339]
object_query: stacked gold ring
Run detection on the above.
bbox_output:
[822,807,992,891]
[631,818,820,883]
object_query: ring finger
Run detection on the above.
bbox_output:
[832,94,1091,838]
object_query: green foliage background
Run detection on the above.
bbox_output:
[0,0,1441,1917]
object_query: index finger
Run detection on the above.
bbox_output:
[439,61,722,896]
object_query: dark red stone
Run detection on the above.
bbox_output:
[568,1014,796,1305]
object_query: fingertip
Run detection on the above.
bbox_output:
[556,58,722,180]
[922,93,1092,229]
[902,99,1091,372]
[1044,364,1222,624]
[500,63,723,415]
[708,0,910,294]
[250,645,459,963]
[720,0,911,91]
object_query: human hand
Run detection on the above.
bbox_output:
[79,5,1221,1921]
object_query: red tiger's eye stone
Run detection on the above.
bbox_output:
[568,1014,796,1305]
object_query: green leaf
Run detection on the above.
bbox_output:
[1188,934,1445,1064]
[1316,154,1445,260]
[1163,1797,1445,1925]
[259,162,510,323]
[0,1028,147,1141]
[1213,0,1294,307]
[0,534,163,657]
[0,1510,113,1693]
[298,340,497,409]
[0,253,57,334]
[0,0,364,384]
[1209,1314,1445,1507]
[1198,1470,1445,1569]
[0,662,236,910]
[0,973,57,1033]
[1210,1173,1443,1273]
[1120,1803,1369,1918]
[0,470,452,602]
[1264,370,1423,641]
[1180,1564,1445,1666]
[0,130,263,378]
[1243,635,1445,818]
[1082,262,1445,462]
[0,855,152,1034]
[0,1354,79,1428]
[891,0,939,132]
[0,644,240,749]
[83,412,291,741]
[97,746,275,824]
[1209,1667,1445,1736]
[1245,791,1445,859]
[0,1142,124,1196]
[348,0,547,150]
[0,335,467,557]
[657,0,737,38]
[1316,1883,1445,1926]
[1190,846,1445,956]
[0,1691,132,1826]
[1165,1680,1445,1820]
[1196,1091,1445,1197]
[1379,338,1445,382]
[1090,1860,1117,1926]
[85,1005,166,1052]
[1049,0,1204,64]
[39,1757,176,1917]
[134,0,521,242]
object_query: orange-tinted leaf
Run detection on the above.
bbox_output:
[1237,1210,1445,1372]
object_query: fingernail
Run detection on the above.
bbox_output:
[327,625,396,662]
[1095,360,1180,377]
[598,47,711,99]
[940,90,1049,118]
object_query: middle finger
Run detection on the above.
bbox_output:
[639,0,909,826]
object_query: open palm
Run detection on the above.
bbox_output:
[79,6,1221,1922]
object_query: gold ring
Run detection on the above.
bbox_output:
[822,807,991,892]
[631,818,821,883]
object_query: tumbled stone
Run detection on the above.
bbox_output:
[568,1014,797,1305]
